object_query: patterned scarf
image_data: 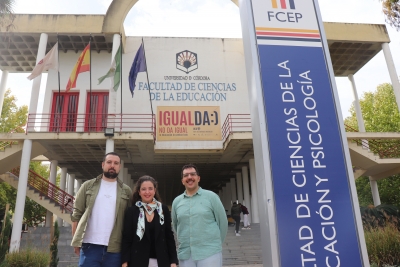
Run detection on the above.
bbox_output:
[135,199,164,240]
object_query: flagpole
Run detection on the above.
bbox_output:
[57,35,61,134]
[89,35,92,133]
[141,38,154,117]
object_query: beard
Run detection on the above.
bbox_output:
[103,169,119,179]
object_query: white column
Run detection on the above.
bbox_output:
[105,139,114,154]
[46,160,58,227]
[370,178,381,206]
[76,179,83,191]
[225,182,232,208]
[218,190,223,200]
[348,74,366,132]
[57,167,68,227]
[230,178,237,203]
[123,168,128,184]
[119,160,124,181]
[221,187,227,213]
[242,166,251,224]
[127,174,132,188]
[236,172,243,203]
[28,33,48,131]
[68,174,75,196]
[249,159,260,223]
[10,140,32,252]
[0,70,9,113]
[382,43,400,114]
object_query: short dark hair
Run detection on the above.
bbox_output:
[181,164,200,178]
[132,175,162,204]
[103,152,121,163]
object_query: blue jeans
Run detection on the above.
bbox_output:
[179,252,222,267]
[79,243,121,267]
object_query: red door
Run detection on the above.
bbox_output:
[50,92,79,132]
[85,92,109,132]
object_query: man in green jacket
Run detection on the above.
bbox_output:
[71,152,132,267]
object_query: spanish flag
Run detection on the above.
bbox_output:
[66,43,90,92]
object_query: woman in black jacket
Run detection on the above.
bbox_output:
[121,175,178,267]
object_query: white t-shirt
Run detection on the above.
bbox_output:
[83,179,117,245]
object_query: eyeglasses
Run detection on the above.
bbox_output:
[183,172,198,178]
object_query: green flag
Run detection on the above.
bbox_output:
[98,45,121,91]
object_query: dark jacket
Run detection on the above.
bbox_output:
[121,204,178,267]
[231,203,242,217]
[241,205,249,215]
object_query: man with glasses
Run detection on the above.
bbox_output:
[172,164,228,267]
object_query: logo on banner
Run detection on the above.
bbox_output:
[176,50,198,74]
[271,0,296,9]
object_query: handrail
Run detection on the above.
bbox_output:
[221,114,252,142]
[344,124,400,158]
[0,141,18,152]
[9,167,75,213]
[26,113,155,135]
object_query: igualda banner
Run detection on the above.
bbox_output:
[250,0,364,266]
[156,106,221,141]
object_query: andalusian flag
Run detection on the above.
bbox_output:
[98,44,121,91]
[66,43,90,92]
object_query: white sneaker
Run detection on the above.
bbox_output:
[236,233,241,236]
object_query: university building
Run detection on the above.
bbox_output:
[0,0,399,261]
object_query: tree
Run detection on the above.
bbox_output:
[49,221,59,267]
[346,83,400,207]
[380,0,400,31]
[0,89,28,133]
[0,0,15,32]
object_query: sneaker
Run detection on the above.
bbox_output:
[242,227,247,230]
[236,233,241,236]
[247,227,251,229]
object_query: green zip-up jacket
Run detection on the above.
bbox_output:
[70,175,132,252]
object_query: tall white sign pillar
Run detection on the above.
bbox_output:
[10,140,32,252]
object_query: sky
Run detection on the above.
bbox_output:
[1,0,398,119]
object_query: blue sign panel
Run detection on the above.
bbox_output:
[258,44,363,266]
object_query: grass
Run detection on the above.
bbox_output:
[1,247,50,267]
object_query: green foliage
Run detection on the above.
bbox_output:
[0,89,27,133]
[360,204,400,230]
[0,0,15,32]
[0,213,11,264]
[380,0,400,31]
[2,248,50,267]
[345,83,400,132]
[355,175,400,208]
[365,224,400,266]
[49,221,59,267]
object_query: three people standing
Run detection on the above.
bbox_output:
[72,160,228,267]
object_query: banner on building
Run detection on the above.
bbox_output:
[156,106,221,141]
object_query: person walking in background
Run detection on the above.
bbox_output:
[71,152,132,267]
[172,164,228,267]
[231,202,242,236]
[121,175,178,267]
[240,203,251,230]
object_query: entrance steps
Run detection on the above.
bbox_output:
[223,224,262,265]
[20,226,79,267]
[0,172,72,223]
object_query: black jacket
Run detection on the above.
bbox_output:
[121,204,178,267]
